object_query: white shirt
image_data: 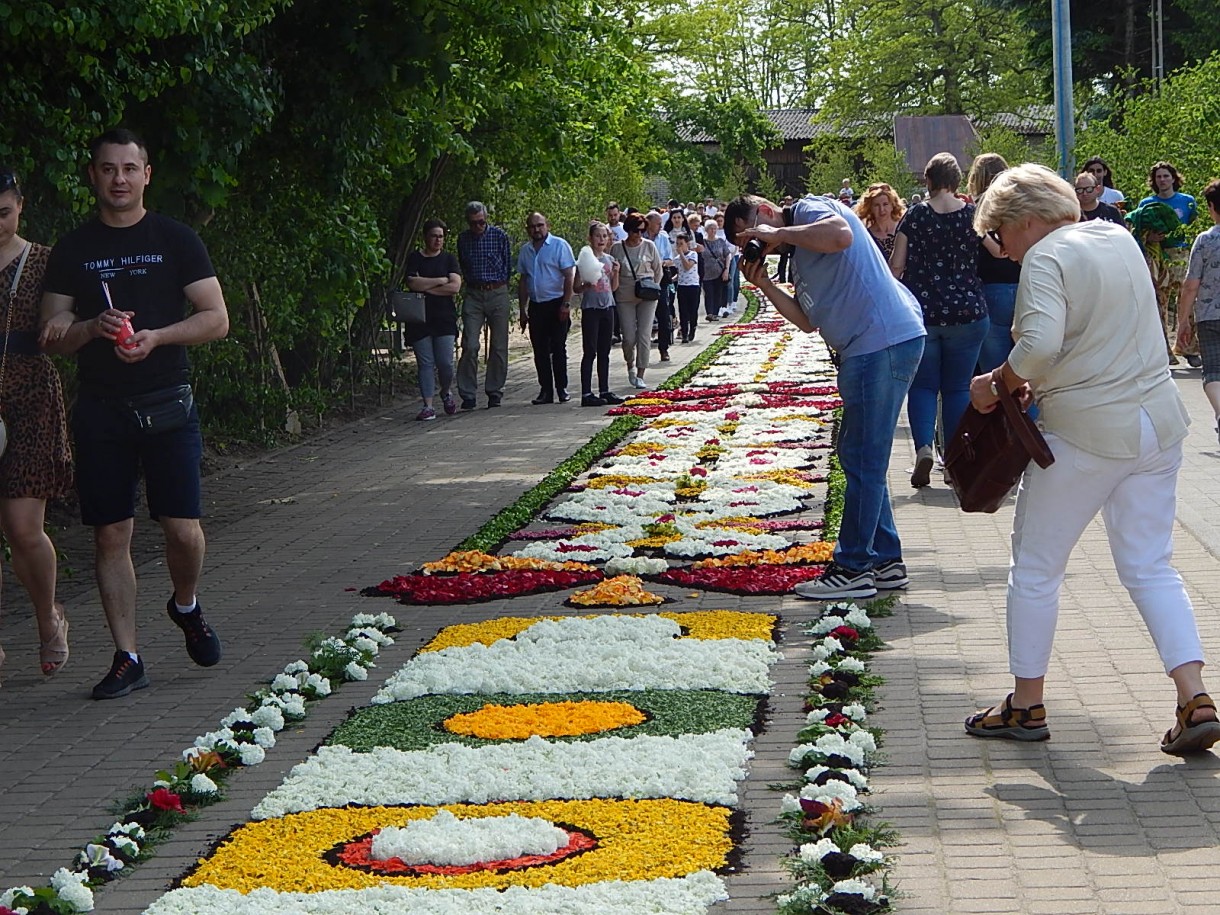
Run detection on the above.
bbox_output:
[608,223,628,242]
[1008,221,1188,458]
[1099,186,1125,207]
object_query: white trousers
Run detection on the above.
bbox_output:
[616,299,657,376]
[1008,408,1203,678]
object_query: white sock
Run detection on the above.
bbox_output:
[125,651,140,663]
[175,597,198,614]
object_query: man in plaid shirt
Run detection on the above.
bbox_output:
[456,201,513,409]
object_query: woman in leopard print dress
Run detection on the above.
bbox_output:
[0,168,73,680]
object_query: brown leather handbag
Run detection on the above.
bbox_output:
[944,379,1054,513]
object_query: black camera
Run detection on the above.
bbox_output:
[742,239,765,263]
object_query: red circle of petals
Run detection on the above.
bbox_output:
[654,563,825,595]
[373,569,604,605]
[334,826,598,876]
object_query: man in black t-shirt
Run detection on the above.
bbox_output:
[41,128,230,700]
[1075,172,1125,226]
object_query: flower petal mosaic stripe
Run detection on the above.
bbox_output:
[134,294,876,915]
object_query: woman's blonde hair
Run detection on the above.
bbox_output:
[854,183,905,227]
[973,163,1081,235]
[966,153,1009,200]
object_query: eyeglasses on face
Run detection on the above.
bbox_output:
[468,217,487,226]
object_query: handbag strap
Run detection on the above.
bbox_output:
[994,372,1054,468]
[0,243,31,399]
[621,241,641,281]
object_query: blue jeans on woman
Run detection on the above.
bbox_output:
[908,318,990,449]
[411,334,456,401]
[835,336,925,572]
[978,283,1017,372]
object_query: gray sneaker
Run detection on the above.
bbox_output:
[794,562,877,600]
[874,559,909,590]
[911,445,934,488]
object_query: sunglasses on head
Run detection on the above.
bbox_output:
[0,172,18,194]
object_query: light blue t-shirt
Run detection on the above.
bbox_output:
[1138,192,1197,248]
[788,195,925,358]
[517,233,577,302]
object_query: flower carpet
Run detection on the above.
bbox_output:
[9,294,899,915]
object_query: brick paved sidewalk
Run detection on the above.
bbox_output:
[5,313,1220,914]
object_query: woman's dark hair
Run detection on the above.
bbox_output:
[0,166,22,199]
[924,152,962,193]
[1082,156,1115,189]
[1203,179,1220,213]
[623,212,647,234]
[422,218,447,234]
[1148,161,1183,193]
[665,209,685,232]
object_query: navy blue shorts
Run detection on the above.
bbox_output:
[72,393,203,526]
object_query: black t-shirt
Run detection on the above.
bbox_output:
[404,250,460,344]
[1081,202,1126,226]
[43,212,215,396]
[976,235,1021,285]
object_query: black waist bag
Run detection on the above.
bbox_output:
[124,384,195,434]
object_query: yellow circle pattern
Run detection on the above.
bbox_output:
[184,798,733,893]
[442,700,647,739]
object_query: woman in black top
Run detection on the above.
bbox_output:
[405,219,461,420]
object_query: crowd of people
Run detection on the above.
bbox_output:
[404,197,744,415]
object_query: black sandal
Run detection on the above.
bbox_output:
[1161,693,1220,756]
[964,693,1049,742]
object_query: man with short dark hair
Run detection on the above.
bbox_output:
[41,128,229,699]
[1074,173,1124,225]
[517,213,576,404]
[456,201,513,409]
[728,192,925,601]
[606,202,627,243]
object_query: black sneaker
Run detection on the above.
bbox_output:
[1187,354,1203,368]
[92,650,150,700]
[599,392,625,405]
[793,562,877,600]
[874,559,910,590]
[460,397,477,411]
[167,599,223,667]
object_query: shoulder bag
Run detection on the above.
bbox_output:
[621,243,661,301]
[0,243,33,458]
[944,373,1054,513]
[388,289,427,324]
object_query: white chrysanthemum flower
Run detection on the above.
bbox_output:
[344,662,368,681]
[238,744,266,766]
[818,636,845,654]
[283,660,310,675]
[270,673,299,692]
[304,673,332,696]
[252,727,277,748]
[836,656,866,673]
[842,703,867,722]
[848,730,877,753]
[352,636,380,655]
[848,843,885,864]
[1,886,35,907]
[800,779,861,812]
[49,869,93,913]
[804,765,870,792]
[798,838,840,863]
[250,705,285,731]
[780,793,802,814]
[823,878,877,901]
[110,835,139,856]
[220,707,254,728]
[190,774,219,795]
[109,822,145,840]
[844,607,873,629]
[808,660,832,677]
[805,708,830,723]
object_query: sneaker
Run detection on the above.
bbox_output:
[92,650,150,700]
[911,445,934,488]
[1187,354,1203,368]
[460,397,477,411]
[632,376,649,390]
[442,395,458,415]
[599,392,624,405]
[794,562,877,600]
[416,407,437,421]
[874,559,910,590]
[166,598,223,666]
[627,372,637,387]
[581,393,604,407]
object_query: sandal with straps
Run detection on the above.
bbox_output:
[1161,692,1220,756]
[964,693,1050,742]
[39,605,69,676]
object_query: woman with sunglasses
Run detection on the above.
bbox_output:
[0,167,73,679]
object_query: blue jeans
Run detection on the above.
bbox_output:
[978,284,1017,372]
[908,318,990,449]
[835,336,925,572]
[411,334,456,401]
[729,253,741,304]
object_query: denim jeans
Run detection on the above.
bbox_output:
[728,253,741,305]
[835,335,925,571]
[977,283,1018,373]
[411,334,456,401]
[907,318,990,449]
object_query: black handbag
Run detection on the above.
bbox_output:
[123,384,195,434]
[622,243,661,300]
[388,290,427,323]
[944,377,1054,513]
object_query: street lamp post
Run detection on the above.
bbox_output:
[1051,0,1075,180]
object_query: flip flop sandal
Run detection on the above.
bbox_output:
[964,693,1050,742]
[1161,693,1220,756]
